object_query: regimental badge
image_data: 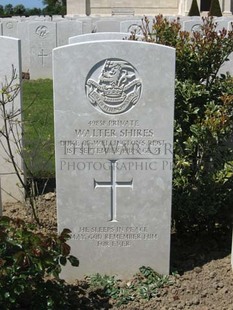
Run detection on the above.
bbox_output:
[85,58,142,115]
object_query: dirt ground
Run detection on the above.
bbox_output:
[2,194,233,310]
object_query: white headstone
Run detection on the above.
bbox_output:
[218,52,233,76]
[0,36,24,202]
[69,32,129,44]
[94,19,121,32]
[2,19,18,37]
[120,20,143,35]
[17,22,30,73]
[228,20,233,31]
[53,40,175,280]
[29,22,56,79]
[214,18,231,32]
[72,16,93,33]
[182,20,203,32]
[57,21,83,46]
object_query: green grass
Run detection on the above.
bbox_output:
[22,79,55,177]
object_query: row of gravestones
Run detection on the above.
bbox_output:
[0,33,233,279]
[0,15,233,79]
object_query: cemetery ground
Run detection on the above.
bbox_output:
[3,196,233,310]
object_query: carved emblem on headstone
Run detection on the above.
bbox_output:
[128,24,143,35]
[86,58,142,115]
[35,25,49,38]
[191,24,202,33]
[6,22,13,29]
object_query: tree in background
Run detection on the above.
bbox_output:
[188,0,200,16]
[209,0,222,16]
[4,4,14,16]
[42,0,66,15]
[28,7,42,15]
[0,1,65,16]
[13,4,26,16]
[0,5,4,16]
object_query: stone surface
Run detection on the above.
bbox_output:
[94,19,121,32]
[53,40,175,279]
[29,22,56,79]
[57,20,83,47]
[120,20,143,35]
[219,52,233,76]
[69,32,130,44]
[66,0,232,16]
[0,36,24,203]
[67,0,186,16]
[2,19,18,37]
[17,22,30,73]
[182,20,203,32]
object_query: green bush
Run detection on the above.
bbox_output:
[209,0,222,16]
[130,16,233,231]
[0,216,79,309]
[188,0,200,16]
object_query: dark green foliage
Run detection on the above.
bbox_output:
[129,16,233,232]
[0,5,4,16]
[209,0,222,16]
[13,4,26,16]
[4,4,13,16]
[0,216,79,309]
[188,0,200,16]
[42,0,66,15]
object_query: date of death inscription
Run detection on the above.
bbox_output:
[70,226,158,247]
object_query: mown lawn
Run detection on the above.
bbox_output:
[22,79,55,177]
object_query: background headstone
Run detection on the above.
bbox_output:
[57,20,83,46]
[120,20,143,35]
[2,19,18,37]
[69,32,129,44]
[0,36,24,203]
[218,52,233,76]
[29,22,56,79]
[53,40,175,280]
[94,19,121,32]
[182,20,203,32]
[17,22,30,73]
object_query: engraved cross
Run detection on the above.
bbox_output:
[94,160,133,222]
[38,49,48,66]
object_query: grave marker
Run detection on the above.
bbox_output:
[69,32,129,44]
[29,22,56,79]
[120,20,143,35]
[2,19,18,37]
[57,20,83,46]
[17,22,30,73]
[0,36,24,203]
[94,19,121,32]
[53,40,175,280]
